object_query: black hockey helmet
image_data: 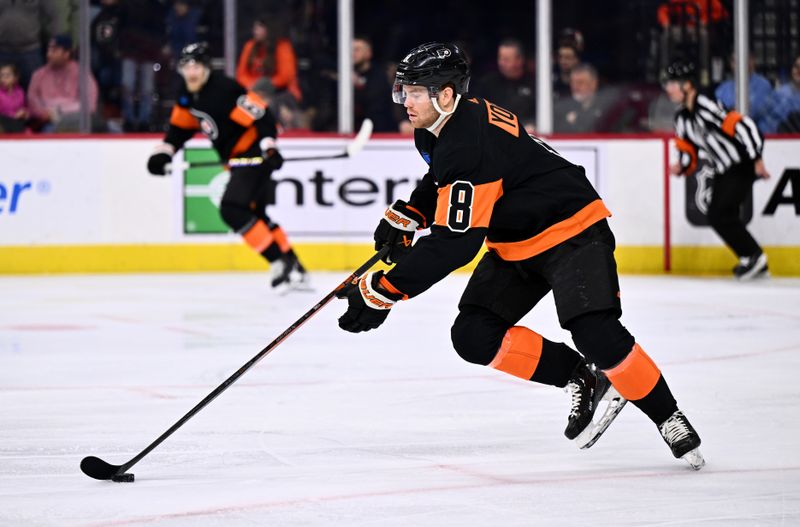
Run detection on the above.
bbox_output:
[662,59,697,84]
[392,42,470,103]
[179,42,211,67]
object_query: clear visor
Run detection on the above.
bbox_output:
[178,59,206,74]
[392,83,438,104]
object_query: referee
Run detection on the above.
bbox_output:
[662,60,771,279]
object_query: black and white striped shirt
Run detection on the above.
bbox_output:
[674,93,764,175]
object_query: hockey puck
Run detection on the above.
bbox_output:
[111,473,135,483]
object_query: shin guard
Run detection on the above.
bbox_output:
[489,326,543,380]
[602,343,660,401]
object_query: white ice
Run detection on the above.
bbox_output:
[1,271,799,526]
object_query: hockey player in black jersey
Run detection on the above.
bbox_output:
[337,42,705,469]
[663,60,770,280]
[146,42,308,292]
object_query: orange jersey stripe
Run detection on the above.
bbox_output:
[230,91,269,127]
[485,199,611,261]
[489,326,543,380]
[434,179,503,230]
[241,220,274,253]
[230,127,258,157]
[721,110,742,137]
[603,343,661,401]
[170,106,199,130]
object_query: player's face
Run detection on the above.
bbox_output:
[663,80,686,104]
[180,61,209,93]
[402,85,438,128]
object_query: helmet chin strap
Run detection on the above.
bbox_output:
[426,93,461,133]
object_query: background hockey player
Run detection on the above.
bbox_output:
[147,42,308,291]
[663,60,770,280]
[337,42,705,469]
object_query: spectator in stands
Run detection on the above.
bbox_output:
[553,63,612,133]
[252,77,302,130]
[27,35,98,132]
[554,42,580,99]
[236,16,302,103]
[715,53,774,133]
[166,0,201,60]
[118,0,166,132]
[0,62,28,133]
[773,55,800,133]
[0,0,64,89]
[91,0,122,129]
[352,36,395,133]
[657,0,728,29]
[477,38,536,132]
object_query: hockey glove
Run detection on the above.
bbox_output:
[338,271,403,333]
[147,143,175,176]
[373,200,426,265]
[260,137,284,171]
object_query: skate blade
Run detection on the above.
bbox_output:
[576,387,628,449]
[682,447,706,470]
[274,280,314,296]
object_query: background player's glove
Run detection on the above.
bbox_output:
[337,271,403,333]
[260,137,284,171]
[373,200,426,265]
[147,143,175,176]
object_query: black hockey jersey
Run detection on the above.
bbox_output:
[383,96,610,298]
[164,71,278,160]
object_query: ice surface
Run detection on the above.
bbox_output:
[1,271,799,526]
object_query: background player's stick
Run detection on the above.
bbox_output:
[80,246,389,483]
[169,118,374,171]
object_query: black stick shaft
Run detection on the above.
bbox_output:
[186,152,347,168]
[113,248,388,476]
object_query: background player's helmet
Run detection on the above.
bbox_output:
[179,42,211,68]
[662,60,697,84]
[392,42,470,104]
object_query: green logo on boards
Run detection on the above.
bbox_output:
[183,147,228,234]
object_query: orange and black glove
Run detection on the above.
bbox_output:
[337,271,403,333]
[373,200,426,265]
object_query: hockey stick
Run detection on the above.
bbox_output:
[80,245,389,483]
[169,118,374,171]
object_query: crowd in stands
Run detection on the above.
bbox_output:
[0,0,798,136]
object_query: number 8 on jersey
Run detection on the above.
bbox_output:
[447,181,474,232]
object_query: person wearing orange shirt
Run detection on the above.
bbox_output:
[235,17,301,103]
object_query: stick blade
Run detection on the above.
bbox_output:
[80,456,123,481]
[345,118,373,158]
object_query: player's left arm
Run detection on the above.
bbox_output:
[229,90,284,171]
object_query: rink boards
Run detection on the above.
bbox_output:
[1,135,798,275]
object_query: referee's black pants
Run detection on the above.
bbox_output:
[707,161,762,258]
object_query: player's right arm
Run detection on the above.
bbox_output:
[147,103,199,176]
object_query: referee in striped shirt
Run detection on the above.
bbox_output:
[663,60,771,280]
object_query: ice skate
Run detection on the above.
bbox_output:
[270,253,312,295]
[658,410,705,470]
[734,252,769,281]
[564,362,627,449]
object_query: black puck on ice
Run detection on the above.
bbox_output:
[111,473,135,482]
